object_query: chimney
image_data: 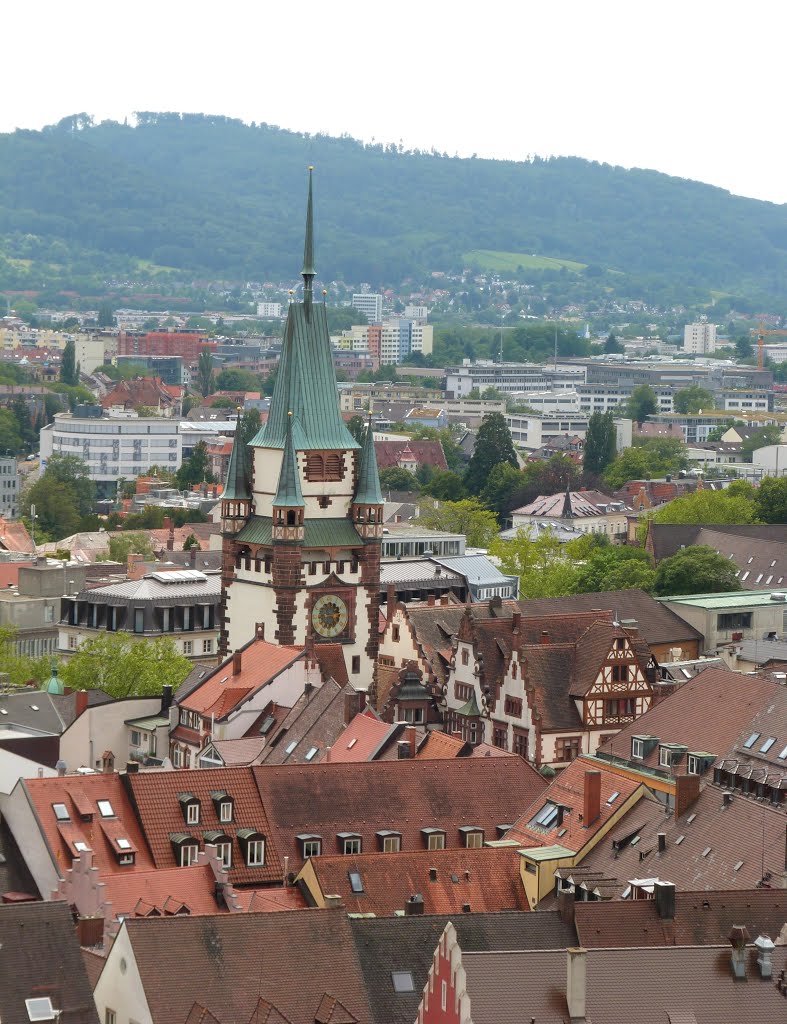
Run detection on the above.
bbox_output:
[540,630,550,645]
[657,832,666,854]
[344,689,362,725]
[674,773,700,819]
[160,684,173,715]
[386,583,397,620]
[101,751,114,774]
[357,688,368,712]
[304,681,314,701]
[583,770,601,827]
[427,594,435,607]
[512,611,521,633]
[404,725,417,759]
[232,650,242,676]
[723,791,733,809]
[566,948,587,1021]
[754,934,775,978]
[557,887,576,925]
[429,867,437,882]
[164,516,174,550]
[75,689,88,718]
[440,594,449,606]
[654,881,675,920]
[323,894,343,909]
[404,894,424,916]
[125,761,139,774]
[56,759,67,777]
[728,925,749,980]
[189,546,197,566]
[75,916,104,948]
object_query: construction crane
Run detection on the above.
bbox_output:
[749,320,787,370]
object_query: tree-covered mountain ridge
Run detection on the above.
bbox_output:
[1,111,787,301]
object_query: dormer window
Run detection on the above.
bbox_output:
[204,831,232,868]
[337,832,362,855]
[631,738,645,760]
[297,833,322,858]
[376,830,402,852]
[237,828,266,867]
[421,827,445,850]
[178,793,200,825]
[170,833,199,866]
[211,791,234,823]
[459,826,484,848]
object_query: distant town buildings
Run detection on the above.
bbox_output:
[683,319,717,354]
[352,291,383,323]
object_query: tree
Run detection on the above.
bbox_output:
[603,438,687,489]
[175,441,216,490]
[347,416,366,445]
[215,368,261,391]
[183,533,201,550]
[464,413,517,495]
[239,408,261,449]
[653,546,743,596]
[734,335,753,360]
[754,476,787,524]
[604,332,624,354]
[418,498,498,548]
[741,425,782,462]
[583,411,617,476]
[379,466,418,492]
[574,546,656,593]
[673,385,714,414]
[0,407,24,455]
[423,470,466,501]
[107,532,154,562]
[481,462,526,519]
[197,349,215,397]
[60,339,80,386]
[0,625,52,686]
[60,633,192,698]
[624,384,658,424]
[40,454,95,516]
[21,479,81,540]
[489,530,578,598]
[97,302,114,328]
[650,489,757,525]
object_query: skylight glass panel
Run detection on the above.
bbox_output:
[760,737,776,754]
[25,998,56,1022]
[117,838,131,850]
[733,860,744,871]
[606,791,620,805]
[348,871,364,893]
[97,800,114,817]
[778,744,787,760]
[740,571,750,581]
[284,740,298,755]
[392,971,415,993]
[53,803,69,821]
[347,738,358,749]
[701,847,711,858]
[305,746,318,761]
[686,813,697,824]
[675,835,685,845]
[743,732,760,749]
[532,802,558,828]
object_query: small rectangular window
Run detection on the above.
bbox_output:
[348,871,364,893]
[760,737,776,753]
[305,746,318,761]
[216,842,232,868]
[465,831,483,848]
[303,839,321,858]
[383,835,401,853]
[743,732,760,749]
[97,800,114,818]
[427,833,445,851]
[219,802,233,823]
[53,803,69,821]
[246,839,265,866]
[631,738,644,759]
[343,837,362,855]
[187,803,200,825]
[180,844,198,867]
[392,971,415,993]
[105,1011,117,1024]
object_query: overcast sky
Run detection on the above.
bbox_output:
[7,1,785,203]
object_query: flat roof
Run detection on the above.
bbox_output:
[517,844,574,862]
[657,590,786,609]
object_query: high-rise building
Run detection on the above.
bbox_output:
[683,320,717,355]
[220,173,383,686]
[352,292,383,323]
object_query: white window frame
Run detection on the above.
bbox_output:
[202,638,213,654]
[383,835,401,853]
[173,747,182,768]
[658,746,672,768]
[216,841,232,868]
[180,844,199,867]
[343,837,362,855]
[106,1011,117,1024]
[465,831,483,849]
[631,738,644,760]
[219,801,233,823]
[183,640,193,655]
[303,839,321,858]
[246,839,265,866]
[427,832,445,851]
[186,803,200,825]
[687,754,700,775]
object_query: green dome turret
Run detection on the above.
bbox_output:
[43,662,64,695]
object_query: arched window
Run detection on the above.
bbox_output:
[325,453,343,481]
[305,453,324,480]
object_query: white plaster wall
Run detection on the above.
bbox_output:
[93,925,153,1024]
[1,780,60,895]
[217,660,308,740]
[378,607,421,670]
[0,749,56,794]
[226,582,278,652]
[59,698,162,774]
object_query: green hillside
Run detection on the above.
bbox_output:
[465,250,587,273]
[0,112,786,306]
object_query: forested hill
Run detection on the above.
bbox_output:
[1,111,787,303]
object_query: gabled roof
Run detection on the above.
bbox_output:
[258,679,355,765]
[374,439,448,471]
[574,888,787,948]
[0,517,34,553]
[327,710,398,763]
[99,861,224,919]
[122,909,371,1024]
[597,666,781,771]
[22,772,154,876]
[350,911,577,1024]
[0,901,99,1024]
[512,490,632,519]
[306,846,529,917]
[124,767,282,886]
[507,755,643,854]
[253,756,546,871]
[179,639,304,720]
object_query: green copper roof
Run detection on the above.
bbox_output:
[273,414,305,508]
[222,417,251,501]
[455,690,481,718]
[353,420,383,506]
[43,662,64,695]
[301,166,316,282]
[252,172,359,453]
[235,516,362,549]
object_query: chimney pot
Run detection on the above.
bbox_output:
[654,880,675,920]
[404,894,424,916]
[540,629,550,645]
[512,611,521,632]
[405,724,417,759]
[755,934,775,978]
[657,832,666,854]
[160,684,173,715]
[427,594,435,607]
[232,650,242,676]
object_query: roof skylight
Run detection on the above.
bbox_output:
[743,732,760,749]
[392,971,415,993]
[348,871,364,894]
[760,737,776,754]
[284,740,298,755]
[25,998,56,1022]
[53,803,69,821]
[117,838,131,850]
[606,791,620,805]
[305,746,318,761]
[97,800,114,817]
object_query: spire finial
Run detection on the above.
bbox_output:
[301,167,316,306]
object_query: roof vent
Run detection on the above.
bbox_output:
[404,894,424,916]
[755,934,775,978]
[462,903,471,913]
[429,867,437,881]
[728,924,750,980]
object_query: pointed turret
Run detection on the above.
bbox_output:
[352,418,384,539]
[221,409,252,535]
[272,412,305,541]
[561,485,574,519]
[301,166,316,313]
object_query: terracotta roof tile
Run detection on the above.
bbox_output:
[328,712,395,763]
[415,731,469,758]
[307,846,528,916]
[100,862,223,918]
[254,756,547,871]
[375,440,448,471]
[125,767,282,886]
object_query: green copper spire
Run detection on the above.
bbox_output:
[251,170,359,453]
[222,409,251,501]
[301,166,316,309]
[273,412,305,507]
[354,418,383,506]
[43,661,64,695]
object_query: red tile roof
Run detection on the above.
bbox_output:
[254,756,547,871]
[124,767,282,886]
[23,773,154,877]
[507,756,644,854]
[375,439,448,472]
[0,518,34,553]
[328,711,393,763]
[179,640,304,719]
[307,846,528,916]
[101,862,223,918]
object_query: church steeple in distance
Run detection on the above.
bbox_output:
[301,166,316,314]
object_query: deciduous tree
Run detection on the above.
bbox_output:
[464,413,517,495]
[653,546,742,596]
[489,530,578,598]
[624,384,658,425]
[583,411,617,476]
[673,385,714,414]
[197,349,215,397]
[61,633,192,697]
[754,476,787,524]
[418,498,498,548]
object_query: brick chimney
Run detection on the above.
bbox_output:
[405,725,417,759]
[674,773,700,819]
[583,770,601,827]
[189,546,197,566]
[232,649,242,676]
[540,630,550,645]
[75,689,88,718]
[164,516,174,551]
[512,611,521,633]
[427,594,435,607]
[654,881,675,920]
[344,689,363,725]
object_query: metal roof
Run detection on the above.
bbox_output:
[235,516,362,549]
[433,554,513,587]
[379,561,463,585]
[517,844,574,861]
[76,573,221,603]
[658,590,786,609]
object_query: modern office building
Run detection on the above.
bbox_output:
[0,457,20,519]
[352,292,383,323]
[683,320,717,354]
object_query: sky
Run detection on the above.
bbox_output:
[6,1,785,204]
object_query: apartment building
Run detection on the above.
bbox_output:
[334,320,433,365]
[683,320,717,354]
[352,292,383,323]
[446,362,586,397]
[505,412,632,451]
[0,458,19,519]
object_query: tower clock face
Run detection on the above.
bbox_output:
[312,594,349,639]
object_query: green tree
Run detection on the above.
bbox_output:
[423,470,466,501]
[489,530,578,598]
[754,476,787,524]
[183,533,201,550]
[0,625,52,686]
[22,479,81,539]
[215,368,261,391]
[673,385,715,414]
[464,412,517,495]
[347,416,366,445]
[379,466,418,491]
[583,411,617,476]
[175,441,216,490]
[653,546,743,596]
[239,408,261,449]
[603,438,687,490]
[574,546,656,593]
[741,425,782,462]
[650,489,757,525]
[481,462,526,518]
[197,349,215,397]
[0,407,24,455]
[604,332,624,354]
[97,302,114,328]
[60,633,192,698]
[624,384,658,425]
[734,335,753,360]
[60,339,80,386]
[107,532,154,562]
[41,453,95,516]
[418,498,498,548]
